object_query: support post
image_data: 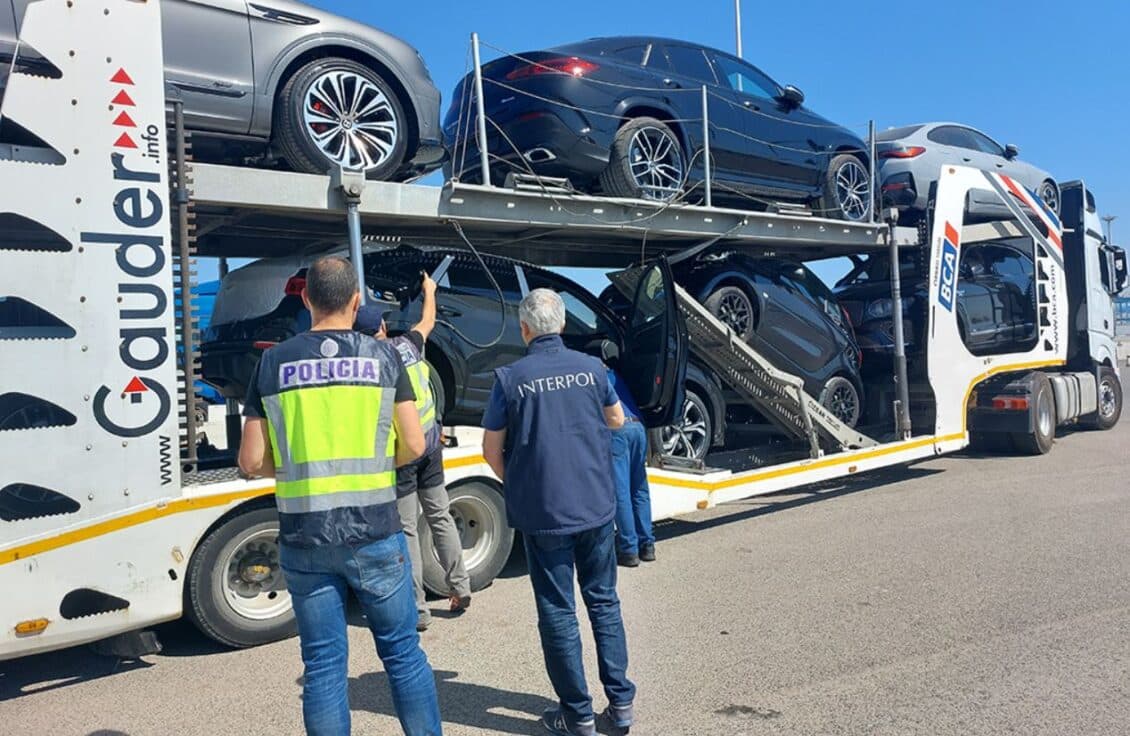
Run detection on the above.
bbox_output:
[734,0,743,58]
[171,101,198,466]
[471,33,492,187]
[887,212,913,439]
[702,85,712,208]
[869,120,877,223]
[333,167,368,304]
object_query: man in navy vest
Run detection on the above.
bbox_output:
[481,289,636,736]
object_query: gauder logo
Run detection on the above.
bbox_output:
[82,66,172,438]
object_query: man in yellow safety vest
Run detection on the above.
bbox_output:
[355,271,471,632]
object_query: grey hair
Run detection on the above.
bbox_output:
[519,288,566,337]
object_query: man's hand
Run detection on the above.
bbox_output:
[412,271,438,341]
[482,429,506,481]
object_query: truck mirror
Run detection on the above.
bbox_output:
[1112,246,1128,293]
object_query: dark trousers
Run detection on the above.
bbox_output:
[523,521,636,723]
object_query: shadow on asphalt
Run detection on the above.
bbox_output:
[0,649,152,702]
[655,464,945,542]
[350,669,553,735]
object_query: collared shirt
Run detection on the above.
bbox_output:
[606,368,642,422]
[482,334,620,535]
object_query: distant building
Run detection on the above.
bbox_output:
[1116,296,1130,336]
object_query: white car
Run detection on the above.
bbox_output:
[876,122,1059,218]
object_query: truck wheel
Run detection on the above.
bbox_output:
[184,505,296,648]
[1083,366,1122,430]
[420,481,513,595]
[1011,373,1056,455]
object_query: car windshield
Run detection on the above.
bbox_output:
[876,125,924,142]
[837,255,917,286]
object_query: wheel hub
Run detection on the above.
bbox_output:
[628,126,683,201]
[302,69,398,172]
[221,530,290,621]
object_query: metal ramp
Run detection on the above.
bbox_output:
[675,285,879,455]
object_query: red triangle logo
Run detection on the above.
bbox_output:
[111,89,136,106]
[112,111,137,128]
[113,132,138,149]
[123,376,148,394]
[110,68,134,85]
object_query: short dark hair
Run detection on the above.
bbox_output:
[305,256,359,314]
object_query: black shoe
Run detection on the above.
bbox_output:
[617,553,640,568]
[542,708,596,736]
[599,701,634,732]
[639,544,656,562]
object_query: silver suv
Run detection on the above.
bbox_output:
[0,0,444,179]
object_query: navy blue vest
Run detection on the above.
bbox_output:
[494,335,616,535]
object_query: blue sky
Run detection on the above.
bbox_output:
[204,0,1130,293]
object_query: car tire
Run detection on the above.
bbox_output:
[1011,373,1055,455]
[599,117,685,202]
[1037,179,1060,215]
[184,506,296,648]
[820,154,872,222]
[419,481,513,595]
[1082,366,1122,431]
[659,387,713,461]
[274,57,408,179]
[820,375,861,427]
[704,285,757,342]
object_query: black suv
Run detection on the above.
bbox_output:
[605,249,865,427]
[201,245,717,455]
[444,36,870,220]
[835,240,1038,376]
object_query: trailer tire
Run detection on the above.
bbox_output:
[1083,366,1122,431]
[420,481,512,596]
[1011,373,1055,455]
[184,506,296,648]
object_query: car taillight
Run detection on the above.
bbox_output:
[878,146,926,159]
[505,57,599,81]
[284,276,306,297]
[252,341,278,350]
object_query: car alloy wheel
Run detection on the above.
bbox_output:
[716,291,752,336]
[627,125,684,201]
[660,390,711,460]
[821,376,860,427]
[833,157,871,221]
[303,70,400,172]
[1037,180,1060,215]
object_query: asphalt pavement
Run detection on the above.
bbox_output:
[3,395,1128,735]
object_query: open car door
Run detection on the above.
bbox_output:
[613,258,688,427]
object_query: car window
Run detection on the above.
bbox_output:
[661,45,716,84]
[876,125,925,142]
[927,125,978,150]
[709,53,780,98]
[987,246,1034,291]
[632,266,668,327]
[523,269,618,338]
[967,129,1004,156]
[607,44,648,65]
[446,260,522,301]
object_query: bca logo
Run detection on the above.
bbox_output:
[937,222,960,313]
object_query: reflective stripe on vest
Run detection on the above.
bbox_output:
[405,359,436,434]
[262,383,398,515]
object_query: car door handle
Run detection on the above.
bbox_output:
[743,100,760,111]
[662,78,681,89]
[438,305,462,317]
[962,157,972,162]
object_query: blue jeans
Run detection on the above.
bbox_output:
[612,421,654,555]
[279,532,442,736]
[523,521,636,724]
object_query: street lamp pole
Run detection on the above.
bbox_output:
[1102,215,1117,243]
[734,0,743,58]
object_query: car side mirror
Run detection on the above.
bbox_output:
[600,339,621,363]
[1004,144,1019,160]
[779,85,804,108]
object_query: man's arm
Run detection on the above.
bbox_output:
[604,401,626,429]
[410,273,438,341]
[482,429,506,481]
[238,417,276,479]
[393,400,426,466]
